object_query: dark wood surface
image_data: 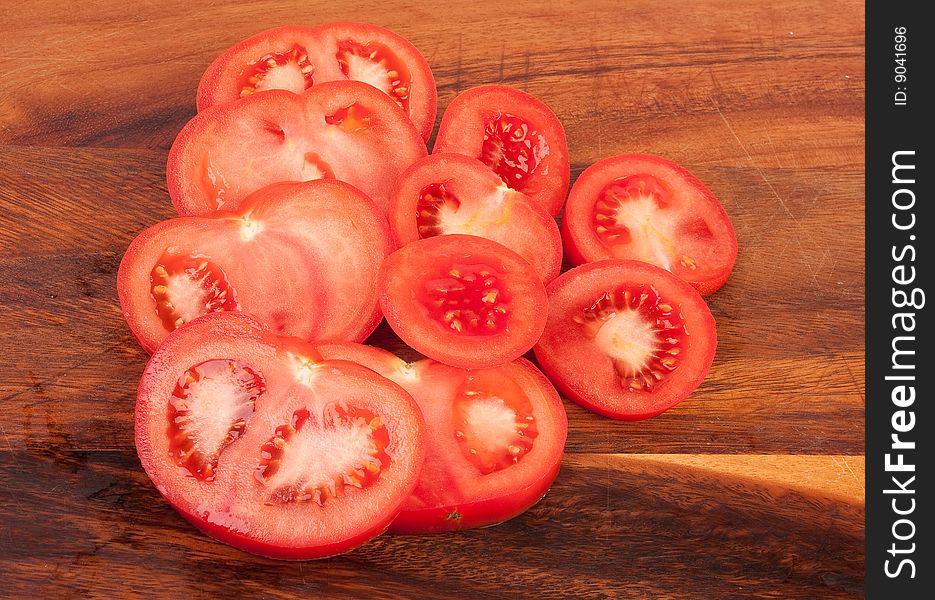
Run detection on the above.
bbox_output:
[0,1,864,597]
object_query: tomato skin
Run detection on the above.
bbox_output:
[534,260,717,420]
[378,234,549,369]
[197,23,437,142]
[314,342,567,534]
[388,153,563,283]
[136,312,426,560]
[433,85,570,216]
[168,80,426,216]
[562,154,738,295]
[119,179,392,353]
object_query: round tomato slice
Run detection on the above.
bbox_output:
[119,179,392,353]
[136,312,426,559]
[378,234,548,369]
[169,80,426,216]
[389,153,562,283]
[315,342,567,534]
[432,85,570,216]
[534,260,717,420]
[562,154,738,295]
[197,23,437,141]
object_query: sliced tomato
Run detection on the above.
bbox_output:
[562,154,738,295]
[534,260,717,420]
[388,153,562,283]
[378,234,548,369]
[314,342,567,533]
[169,80,426,216]
[119,180,392,353]
[432,85,569,216]
[136,312,426,559]
[197,23,437,141]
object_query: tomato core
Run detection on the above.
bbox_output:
[574,284,688,392]
[453,373,538,474]
[415,182,461,238]
[480,113,549,194]
[418,263,512,336]
[336,40,411,113]
[151,253,239,331]
[592,175,711,272]
[238,45,315,98]
[167,359,266,481]
[255,404,391,506]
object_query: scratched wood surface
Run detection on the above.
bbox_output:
[0,0,864,597]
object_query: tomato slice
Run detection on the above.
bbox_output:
[197,23,437,142]
[562,154,738,295]
[119,180,392,353]
[314,342,567,533]
[136,312,426,559]
[388,153,562,283]
[534,260,717,420]
[378,234,548,369]
[432,85,570,216]
[168,80,426,216]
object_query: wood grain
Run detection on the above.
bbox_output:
[0,0,864,597]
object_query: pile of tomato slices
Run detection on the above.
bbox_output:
[119,22,738,560]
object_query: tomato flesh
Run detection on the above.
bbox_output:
[391,153,563,282]
[534,260,716,420]
[120,179,392,353]
[169,80,426,216]
[563,154,738,295]
[378,234,548,369]
[314,342,567,533]
[336,39,410,113]
[433,85,569,216]
[136,313,426,559]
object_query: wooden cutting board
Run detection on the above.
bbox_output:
[0,0,864,597]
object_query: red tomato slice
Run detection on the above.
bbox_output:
[388,153,562,283]
[378,234,548,369]
[562,154,738,295]
[314,342,567,533]
[432,85,570,216]
[197,23,437,141]
[136,312,426,559]
[534,260,717,420]
[168,80,426,216]
[119,180,392,353]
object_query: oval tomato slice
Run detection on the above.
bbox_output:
[119,180,392,353]
[136,312,426,559]
[432,85,570,216]
[197,23,437,141]
[389,153,562,283]
[562,154,738,295]
[168,80,426,216]
[315,342,567,533]
[534,260,717,420]
[378,234,548,369]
